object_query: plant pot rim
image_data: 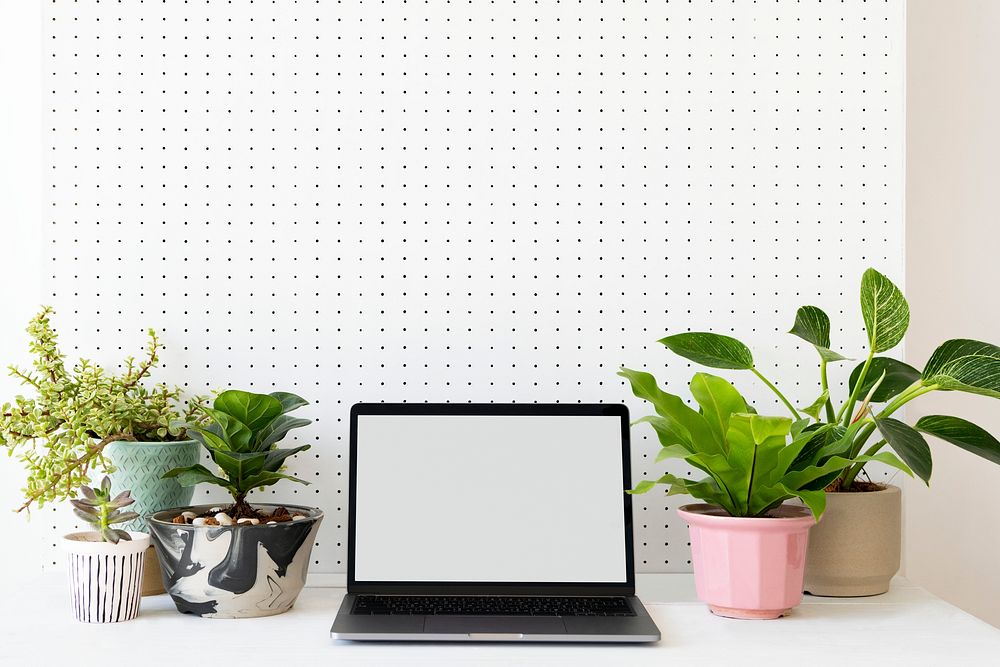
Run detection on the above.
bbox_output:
[826,483,900,495]
[149,502,323,528]
[62,530,151,555]
[103,438,198,447]
[678,503,815,526]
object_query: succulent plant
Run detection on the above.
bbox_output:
[71,476,140,544]
[0,307,204,513]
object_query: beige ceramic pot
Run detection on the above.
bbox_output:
[803,484,900,597]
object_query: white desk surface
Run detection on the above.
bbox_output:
[2,573,997,665]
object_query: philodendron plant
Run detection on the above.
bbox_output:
[71,477,139,544]
[648,268,1000,491]
[621,370,903,519]
[164,389,312,519]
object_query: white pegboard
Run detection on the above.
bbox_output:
[36,0,904,574]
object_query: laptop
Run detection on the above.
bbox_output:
[330,403,661,642]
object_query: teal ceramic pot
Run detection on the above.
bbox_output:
[106,439,200,531]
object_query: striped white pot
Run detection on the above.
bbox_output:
[62,531,151,623]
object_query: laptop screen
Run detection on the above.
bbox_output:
[352,412,629,584]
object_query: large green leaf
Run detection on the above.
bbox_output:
[788,306,849,362]
[269,391,309,414]
[212,450,268,482]
[776,424,837,479]
[630,473,734,515]
[240,470,310,492]
[688,373,747,448]
[849,357,921,403]
[251,415,312,451]
[162,464,236,494]
[262,445,312,473]
[921,339,1000,398]
[654,443,692,462]
[658,332,754,370]
[199,406,253,451]
[214,390,284,432]
[618,368,719,454]
[915,415,1000,466]
[814,420,867,463]
[633,415,695,451]
[875,418,932,484]
[857,451,914,478]
[801,390,830,422]
[747,483,794,517]
[187,425,233,453]
[860,268,910,353]
[722,414,791,516]
[781,485,826,521]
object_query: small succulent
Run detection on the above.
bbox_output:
[71,477,140,544]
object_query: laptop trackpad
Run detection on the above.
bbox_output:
[424,616,567,635]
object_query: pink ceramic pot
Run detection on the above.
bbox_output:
[678,503,816,620]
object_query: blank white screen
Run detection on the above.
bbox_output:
[353,414,627,583]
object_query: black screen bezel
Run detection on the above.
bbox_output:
[347,402,636,596]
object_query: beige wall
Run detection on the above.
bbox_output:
[905,0,1000,628]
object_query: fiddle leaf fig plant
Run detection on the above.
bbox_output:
[71,476,139,544]
[621,369,908,519]
[0,307,201,513]
[163,389,312,520]
[650,268,1000,490]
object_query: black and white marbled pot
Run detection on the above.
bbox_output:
[62,531,151,623]
[148,503,323,619]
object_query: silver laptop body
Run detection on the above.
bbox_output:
[330,403,661,642]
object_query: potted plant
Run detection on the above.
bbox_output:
[620,369,893,618]
[648,268,1000,596]
[62,477,150,623]
[0,307,202,595]
[148,389,322,619]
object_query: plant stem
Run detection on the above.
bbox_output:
[750,367,801,420]
[15,434,135,513]
[99,497,110,534]
[842,439,888,487]
[839,382,937,490]
[839,349,874,425]
[820,359,836,423]
[876,382,937,421]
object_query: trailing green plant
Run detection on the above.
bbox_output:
[163,389,312,519]
[647,268,1000,491]
[621,370,907,518]
[0,307,201,512]
[70,476,139,544]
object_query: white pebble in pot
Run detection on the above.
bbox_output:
[215,513,234,526]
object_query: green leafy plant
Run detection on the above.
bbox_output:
[70,476,139,544]
[649,268,1000,491]
[621,369,904,519]
[0,307,201,512]
[164,389,312,519]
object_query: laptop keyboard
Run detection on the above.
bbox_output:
[351,595,636,617]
